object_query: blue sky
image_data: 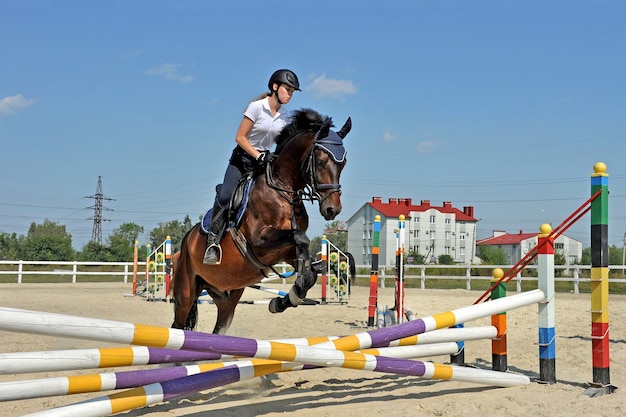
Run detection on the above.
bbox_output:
[2,0,625,252]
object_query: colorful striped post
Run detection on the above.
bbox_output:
[164,236,172,297]
[321,235,328,304]
[144,243,150,295]
[448,323,465,366]
[368,215,381,326]
[490,268,507,372]
[396,215,406,323]
[132,240,139,295]
[587,162,615,395]
[537,224,556,383]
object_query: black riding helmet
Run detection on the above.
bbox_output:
[268,69,301,93]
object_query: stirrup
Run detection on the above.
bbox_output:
[203,243,222,265]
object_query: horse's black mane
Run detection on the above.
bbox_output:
[274,108,327,154]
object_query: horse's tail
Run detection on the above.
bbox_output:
[347,252,356,280]
[168,251,181,297]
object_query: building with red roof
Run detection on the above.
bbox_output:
[477,229,582,265]
[347,197,479,266]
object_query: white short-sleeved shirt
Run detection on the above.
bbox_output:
[243,97,292,151]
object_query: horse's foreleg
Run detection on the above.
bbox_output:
[212,288,245,334]
[269,230,317,314]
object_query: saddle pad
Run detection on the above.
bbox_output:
[200,178,254,234]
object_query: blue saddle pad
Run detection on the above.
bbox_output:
[201,178,253,234]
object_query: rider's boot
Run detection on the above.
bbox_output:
[203,203,227,265]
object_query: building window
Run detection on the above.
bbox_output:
[445,246,451,254]
[445,231,451,239]
[445,218,451,224]
[429,215,436,224]
[459,247,465,256]
[555,243,564,250]
[460,232,466,240]
[430,231,436,240]
[413,230,419,238]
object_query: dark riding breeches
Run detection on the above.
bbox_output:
[216,146,255,208]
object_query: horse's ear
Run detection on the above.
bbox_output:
[337,117,352,139]
[318,117,333,138]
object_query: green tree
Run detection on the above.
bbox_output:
[21,220,74,261]
[438,254,455,265]
[580,247,591,265]
[0,232,21,260]
[406,249,425,265]
[77,241,111,262]
[149,215,193,253]
[477,245,507,265]
[309,236,322,255]
[609,244,623,265]
[107,223,144,262]
[322,220,348,252]
[580,245,622,266]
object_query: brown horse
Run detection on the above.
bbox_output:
[172,109,351,334]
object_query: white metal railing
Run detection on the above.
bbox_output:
[359,264,626,294]
[0,260,293,285]
[1,261,625,293]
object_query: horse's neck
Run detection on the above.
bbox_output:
[271,141,310,191]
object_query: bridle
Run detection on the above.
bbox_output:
[299,135,345,204]
[266,127,346,206]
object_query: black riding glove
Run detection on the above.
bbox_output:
[255,150,272,169]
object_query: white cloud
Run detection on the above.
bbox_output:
[306,74,356,99]
[145,63,194,83]
[0,94,37,115]
[383,131,397,142]
[416,141,435,154]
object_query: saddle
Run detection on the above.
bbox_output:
[201,172,255,235]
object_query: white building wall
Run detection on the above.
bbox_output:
[347,204,478,265]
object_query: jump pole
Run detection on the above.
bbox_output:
[587,162,616,395]
[0,359,245,401]
[0,346,225,375]
[0,289,544,358]
[367,215,381,326]
[0,342,465,403]
[0,292,543,415]
[21,359,301,417]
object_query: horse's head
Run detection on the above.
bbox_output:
[306,116,350,220]
[272,109,350,220]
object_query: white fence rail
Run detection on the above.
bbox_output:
[362,264,626,295]
[1,261,625,294]
[0,260,295,285]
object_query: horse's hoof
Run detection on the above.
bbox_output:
[268,296,289,314]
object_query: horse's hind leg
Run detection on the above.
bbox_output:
[171,253,200,330]
[211,288,245,334]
